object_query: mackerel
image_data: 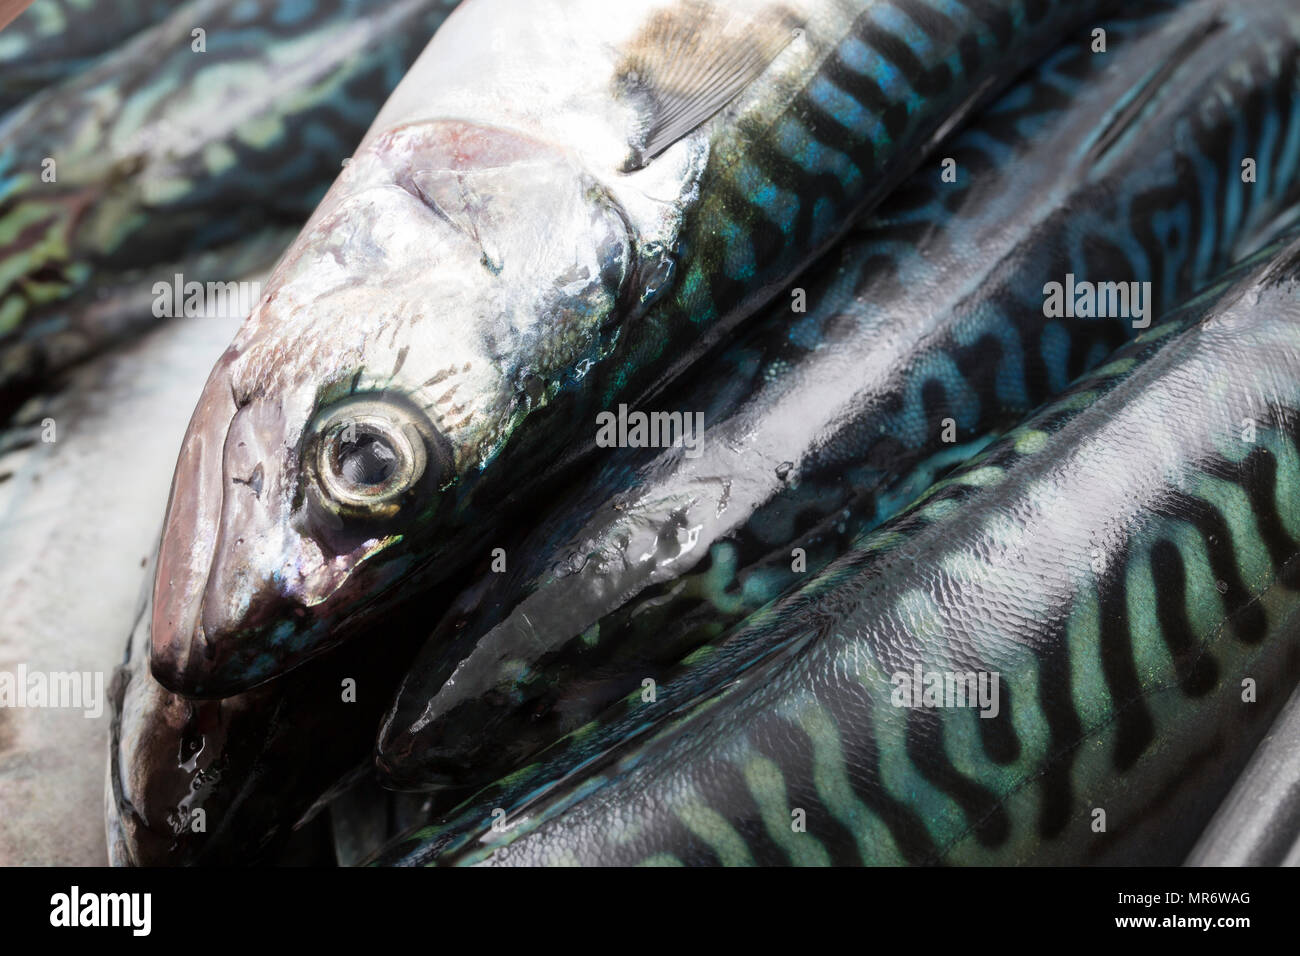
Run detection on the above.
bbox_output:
[148,0,1118,696]
[0,0,174,113]
[378,0,1300,789]
[379,231,1300,866]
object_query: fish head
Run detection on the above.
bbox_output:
[151,121,640,696]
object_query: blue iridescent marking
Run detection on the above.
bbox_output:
[808,74,879,145]
[1040,321,1072,395]
[774,115,864,189]
[836,35,874,76]
[734,159,798,235]
[872,3,939,64]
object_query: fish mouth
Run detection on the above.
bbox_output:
[150,349,239,696]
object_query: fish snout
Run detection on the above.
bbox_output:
[151,366,314,696]
[152,374,447,695]
[151,354,239,695]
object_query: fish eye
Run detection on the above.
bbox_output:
[338,433,398,487]
[308,397,432,520]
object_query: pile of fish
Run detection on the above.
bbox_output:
[2,0,1299,867]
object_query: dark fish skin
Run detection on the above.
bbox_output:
[376,230,1300,867]
[149,0,1123,699]
[106,549,447,866]
[0,0,461,417]
[327,777,431,866]
[0,0,175,113]
[376,0,1300,791]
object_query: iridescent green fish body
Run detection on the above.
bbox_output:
[0,0,175,112]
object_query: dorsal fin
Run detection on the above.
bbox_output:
[619,1,801,170]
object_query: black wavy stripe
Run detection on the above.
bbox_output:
[1263,55,1300,208]
[895,0,963,48]
[951,331,1011,431]
[1130,169,1201,311]
[749,717,866,865]
[1149,537,1220,696]
[1064,407,1300,847]
[1097,540,1157,773]
[1233,61,1269,226]
[1152,493,1268,645]
[637,740,790,865]
[1082,638,1300,864]
[794,675,942,864]
[696,0,1012,322]
[1241,446,1297,570]
[977,677,1020,766]
[857,22,952,101]
[905,708,1010,849]
[1029,618,1083,840]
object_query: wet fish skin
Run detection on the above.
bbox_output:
[378,231,1300,866]
[0,0,462,410]
[151,0,1122,698]
[107,548,440,866]
[377,0,1300,790]
[0,0,175,113]
[0,228,298,411]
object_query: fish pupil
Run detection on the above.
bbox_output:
[338,434,398,487]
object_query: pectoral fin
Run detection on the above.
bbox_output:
[619,1,801,169]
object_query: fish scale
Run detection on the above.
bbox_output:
[149,0,1120,698]
[377,231,1300,866]
[377,0,1300,792]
